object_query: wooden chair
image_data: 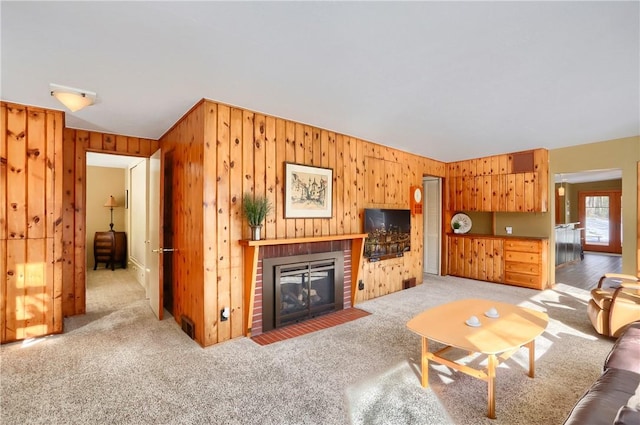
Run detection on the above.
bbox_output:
[588,273,640,337]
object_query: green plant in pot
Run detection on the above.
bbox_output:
[452,221,462,233]
[242,192,272,241]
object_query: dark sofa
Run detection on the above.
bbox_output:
[564,321,640,424]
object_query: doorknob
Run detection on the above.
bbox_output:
[152,248,175,253]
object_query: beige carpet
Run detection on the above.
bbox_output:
[1,269,614,424]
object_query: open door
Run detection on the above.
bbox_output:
[147,149,162,319]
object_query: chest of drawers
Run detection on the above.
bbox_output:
[94,231,127,270]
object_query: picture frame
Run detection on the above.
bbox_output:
[284,162,333,218]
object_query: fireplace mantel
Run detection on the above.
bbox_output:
[240,234,368,336]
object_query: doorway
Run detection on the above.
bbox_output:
[579,190,622,254]
[85,152,149,313]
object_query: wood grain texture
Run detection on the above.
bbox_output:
[447,235,547,289]
[2,99,449,346]
[159,99,444,345]
[162,101,206,344]
[1,103,64,343]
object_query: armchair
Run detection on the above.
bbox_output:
[588,273,640,337]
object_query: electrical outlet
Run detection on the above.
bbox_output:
[220,307,230,322]
[506,226,513,235]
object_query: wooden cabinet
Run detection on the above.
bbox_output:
[447,235,548,290]
[446,149,548,213]
[94,231,127,270]
[504,239,548,289]
[448,235,503,283]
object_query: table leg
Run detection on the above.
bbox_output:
[421,337,429,388]
[487,354,497,419]
[526,340,535,378]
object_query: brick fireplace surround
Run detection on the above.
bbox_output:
[251,240,352,337]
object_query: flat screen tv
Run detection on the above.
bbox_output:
[363,208,411,261]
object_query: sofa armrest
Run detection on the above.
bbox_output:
[604,321,640,372]
[598,273,640,289]
[614,406,640,425]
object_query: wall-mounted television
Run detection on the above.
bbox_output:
[363,208,411,261]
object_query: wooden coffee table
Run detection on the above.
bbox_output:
[406,299,548,419]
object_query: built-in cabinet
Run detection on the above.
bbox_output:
[448,235,504,283]
[503,238,548,289]
[448,234,549,290]
[446,149,549,213]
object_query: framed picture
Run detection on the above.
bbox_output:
[284,162,333,218]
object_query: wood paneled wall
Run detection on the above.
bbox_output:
[161,99,445,347]
[61,128,158,318]
[158,102,206,344]
[1,103,64,343]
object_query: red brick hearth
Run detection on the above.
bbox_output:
[251,307,370,346]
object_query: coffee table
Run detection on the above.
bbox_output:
[406,298,548,419]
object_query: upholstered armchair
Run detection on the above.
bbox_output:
[588,273,640,337]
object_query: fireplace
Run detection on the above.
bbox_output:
[262,252,344,332]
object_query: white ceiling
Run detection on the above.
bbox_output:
[2,2,638,163]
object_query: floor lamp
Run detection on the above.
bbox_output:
[104,195,118,231]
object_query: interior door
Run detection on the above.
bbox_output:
[579,190,622,254]
[423,177,441,275]
[147,149,162,319]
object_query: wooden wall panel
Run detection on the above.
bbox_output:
[335,134,345,235]
[73,131,86,314]
[275,119,286,239]
[216,104,231,343]
[294,124,305,237]
[229,109,244,339]
[162,101,206,344]
[242,110,255,241]
[349,137,359,233]
[284,121,296,238]
[0,104,6,242]
[6,105,27,240]
[1,103,64,343]
[264,116,276,239]
[26,110,46,239]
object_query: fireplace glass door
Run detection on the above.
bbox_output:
[275,259,336,327]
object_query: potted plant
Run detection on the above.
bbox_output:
[242,192,272,241]
[452,221,462,234]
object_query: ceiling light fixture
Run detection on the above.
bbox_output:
[558,175,566,197]
[50,83,96,112]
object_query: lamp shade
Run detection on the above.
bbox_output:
[50,83,96,112]
[558,186,565,197]
[104,196,118,208]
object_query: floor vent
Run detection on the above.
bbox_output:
[181,315,195,339]
[403,277,416,289]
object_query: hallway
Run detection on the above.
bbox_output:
[64,268,148,332]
